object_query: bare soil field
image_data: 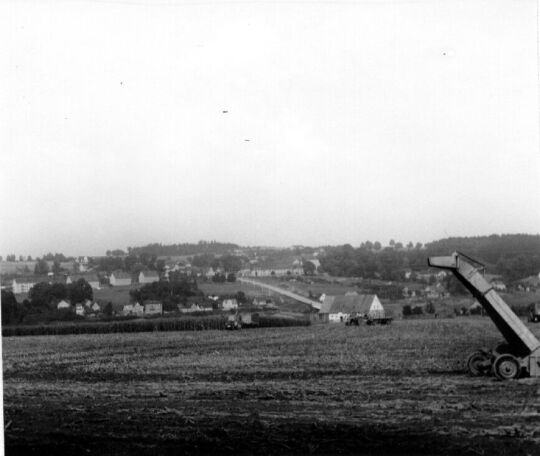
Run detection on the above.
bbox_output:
[3,319,540,455]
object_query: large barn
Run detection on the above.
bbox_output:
[319,294,384,322]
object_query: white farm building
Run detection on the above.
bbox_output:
[319,294,384,323]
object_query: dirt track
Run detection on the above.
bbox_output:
[3,320,540,455]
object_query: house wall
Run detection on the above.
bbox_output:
[329,312,349,322]
[249,267,304,277]
[368,296,385,318]
[139,276,158,284]
[12,280,34,294]
[222,300,238,310]
[133,304,144,316]
[110,276,131,286]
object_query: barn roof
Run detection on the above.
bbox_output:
[140,270,159,278]
[111,270,131,279]
[13,276,48,284]
[69,273,99,282]
[320,294,378,314]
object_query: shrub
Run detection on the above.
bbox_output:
[411,306,424,315]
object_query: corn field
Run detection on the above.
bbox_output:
[2,314,310,337]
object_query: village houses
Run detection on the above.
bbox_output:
[179,303,213,313]
[122,302,144,317]
[222,298,238,311]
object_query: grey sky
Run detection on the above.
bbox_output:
[1,0,539,257]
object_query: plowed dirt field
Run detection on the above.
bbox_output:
[3,318,540,455]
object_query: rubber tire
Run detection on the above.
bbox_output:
[466,351,491,377]
[493,354,520,380]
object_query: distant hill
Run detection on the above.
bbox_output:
[320,234,540,283]
[103,234,540,283]
[424,234,540,264]
[126,241,240,257]
[425,234,540,281]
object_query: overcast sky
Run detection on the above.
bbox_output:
[1,0,539,257]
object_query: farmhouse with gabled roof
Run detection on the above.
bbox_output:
[319,294,384,323]
[109,271,132,287]
[66,272,100,289]
[139,270,159,284]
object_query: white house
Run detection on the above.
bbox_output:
[123,302,144,316]
[179,303,212,313]
[484,274,507,291]
[139,270,159,284]
[75,303,85,316]
[109,271,132,287]
[222,299,238,311]
[12,277,39,294]
[202,267,216,278]
[57,299,71,310]
[319,294,384,323]
[122,304,134,315]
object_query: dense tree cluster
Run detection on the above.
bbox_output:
[125,241,239,257]
[34,259,50,275]
[320,235,540,283]
[28,279,93,310]
[1,290,25,325]
[1,279,93,325]
[191,254,244,273]
[320,244,425,281]
[129,276,203,311]
[42,252,69,262]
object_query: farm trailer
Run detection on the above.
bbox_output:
[428,252,540,380]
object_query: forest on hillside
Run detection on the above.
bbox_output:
[319,234,540,283]
[118,241,240,257]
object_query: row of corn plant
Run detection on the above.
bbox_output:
[2,314,310,336]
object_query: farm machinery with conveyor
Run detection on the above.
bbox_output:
[428,252,540,380]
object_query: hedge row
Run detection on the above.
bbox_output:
[258,316,311,328]
[2,314,310,337]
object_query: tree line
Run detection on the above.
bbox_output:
[319,234,540,283]
[1,279,94,325]
[121,241,240,257]
[129,275,204,312]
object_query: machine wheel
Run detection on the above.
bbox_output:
[493,354,520,380]
[466,351,491,376]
